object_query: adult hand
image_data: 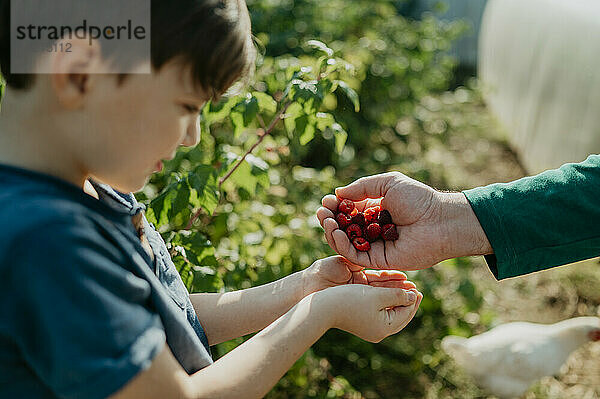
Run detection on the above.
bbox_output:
[301,255,417,298]
[316,172,492,270]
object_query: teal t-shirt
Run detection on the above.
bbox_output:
[463,154,600,280]
[0,164,213,398]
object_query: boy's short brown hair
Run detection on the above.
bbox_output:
[0,0,256,99]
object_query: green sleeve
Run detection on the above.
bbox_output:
[462,154,600,280]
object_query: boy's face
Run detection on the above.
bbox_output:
[81,61,205,193]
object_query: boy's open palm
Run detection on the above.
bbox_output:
[317,172,448,270]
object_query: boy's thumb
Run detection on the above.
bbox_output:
[335,173,397,201]
[377,288,417,308]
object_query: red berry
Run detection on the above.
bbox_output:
[365,223,382,242]
[346,224,362,240]
[338,199,355,215]
[377,209,393,225]
[352,237,371,252]
[350,213,366,227]
[364,206,381,224]
[382,224,399,241]
[336,213,352,229]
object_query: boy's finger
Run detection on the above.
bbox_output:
[369,280,416,289]
[321,194,339,211]
[335,173,398,201]
[376,287,417,308]
[364,269,408,282]
[387,290,423,331]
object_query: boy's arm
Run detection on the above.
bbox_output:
[189,270,305,345]
[191,256,414,345]
[110,285,422,399]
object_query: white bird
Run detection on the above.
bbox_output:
[441,316,600,398]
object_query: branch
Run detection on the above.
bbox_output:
[185,101,292,230]
[218,100,292,188]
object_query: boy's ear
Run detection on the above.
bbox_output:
[50,38,105,109]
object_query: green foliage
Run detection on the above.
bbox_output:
[138,2,496,398]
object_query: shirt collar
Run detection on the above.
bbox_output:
[88,179,146,216]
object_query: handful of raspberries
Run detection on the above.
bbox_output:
[335,199,399,252]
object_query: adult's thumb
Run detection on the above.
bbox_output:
[335,172,398,201]
[376,287,417,308]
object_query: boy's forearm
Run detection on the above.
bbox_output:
[190,270,306,345]
[186,293,330,399]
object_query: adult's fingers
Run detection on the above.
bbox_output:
[316,206,335,226]
[321,194,339,212]
[335,172,399,201]
[322,217,339,253]
[332,229,371,266]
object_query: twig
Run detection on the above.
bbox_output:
[184,101,292,230]
[218,101,292,188]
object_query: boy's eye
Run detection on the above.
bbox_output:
[181,104,201,115]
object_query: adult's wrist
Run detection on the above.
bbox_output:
[438,192,493,259]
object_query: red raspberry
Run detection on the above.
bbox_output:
[364,206,381,224]
[350,213,366,227]
[377,209,393,225]
[365,223,382,242]
[346,224,362,240]
[382,224,399,241]
[336,213,352,229]
[338,199,355,215]
[352,237,371,252]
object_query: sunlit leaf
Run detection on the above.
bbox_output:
[335,80,360,112]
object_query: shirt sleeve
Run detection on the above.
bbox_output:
[463,154,600,280]
[4,216,167,399]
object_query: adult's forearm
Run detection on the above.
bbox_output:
[189,270,305,345]
[186,293,330,399]
[463,154,600,279]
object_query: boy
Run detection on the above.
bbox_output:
[0,1,422,398]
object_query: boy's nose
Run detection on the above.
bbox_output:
[181,116,201,147]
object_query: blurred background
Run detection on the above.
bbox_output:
[143,0,599,397]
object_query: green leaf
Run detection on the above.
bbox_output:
[242,95,259,126]
[169,181,191,219]
[148,182,177,227]
[332,123,348,154]
[283,102,303,135]
[252,92,277,114]
[188,165,220,215]
[228,155,270,195]
[229,111,246,138]
[336,80,360,112]
[296,114,316,145]
[172,255,194,291]
[306,40,334,57]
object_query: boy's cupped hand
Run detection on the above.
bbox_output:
[301,255,417,298]
[314,283,423,343]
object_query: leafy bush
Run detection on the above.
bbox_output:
[133,2,500,397]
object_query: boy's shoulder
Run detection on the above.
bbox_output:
[0,164,130,260]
